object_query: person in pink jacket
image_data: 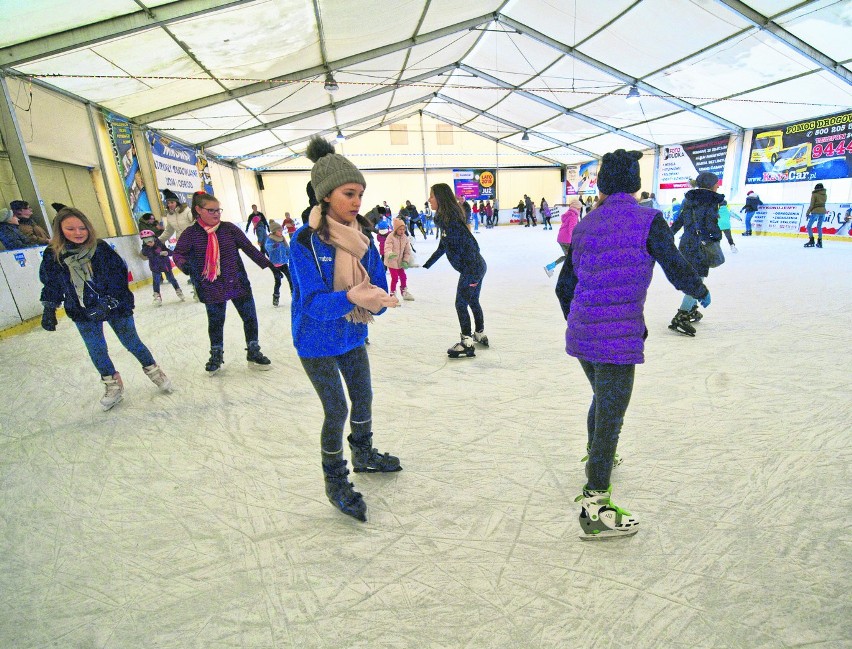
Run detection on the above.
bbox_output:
[383,218,416,301]
[544,199,582,277]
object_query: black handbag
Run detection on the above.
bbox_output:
[702,239,725,268]
[83,281,121,321]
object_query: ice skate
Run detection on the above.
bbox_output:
[175,288,185,301]
[687,305,703,323]
[323,460,367,522]
[100,372,124,411]
[246,341,272,370]
[575,486,638,540]
[447,334,475,358]
[273,293,280,308]
[143,364,173,393]
[668,310,696,336]
[804,237,815,248]
[152,293,162,307]
[348,434,402,473]
[472,330,489,347]
[729,244,738,254]
[816,239,823,248]
[544,262,556,278]
[206,346,224,375]
[401,287,414,301]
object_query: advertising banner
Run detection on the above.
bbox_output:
[745,109,852,185]
[564,161,598,196]
[103,111,151,217]
[148,132,214,205]
[659,136,729,189]
[798,202,852,237]
[749,204,805,235]
[452,169,496,200]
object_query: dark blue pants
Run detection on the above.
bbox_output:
[205,294,258,347]
[75,316,156,377]
[578,359,635,491]
[456,262,486,336]
[152,269,180,294]
[299,345,372,463]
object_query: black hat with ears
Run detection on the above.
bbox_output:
[597,149,643,195]
[162,189,179,202]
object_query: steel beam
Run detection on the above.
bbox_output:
[0,0,258,68]
[134,13,496,124]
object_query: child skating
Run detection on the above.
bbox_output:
[265,220,293,306]
[290,136,400,522]
[140,229,184,306]
[384,218,416,301]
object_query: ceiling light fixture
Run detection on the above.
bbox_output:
[335,129,345,143]
[324,72,339,94]
[626,85,640,104]
[521,131,530,141]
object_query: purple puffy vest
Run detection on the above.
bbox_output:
[566,194,657,365]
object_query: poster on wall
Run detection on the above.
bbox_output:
[452,169,496,200]
[103,111,151,217]
[148,132,214,205]
[749,204,805,235]
[659,136,729,189]
[798,202,852,237]
[564,161,598,196]
[745,109,852,185]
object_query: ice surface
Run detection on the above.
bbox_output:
[1,226,849,648]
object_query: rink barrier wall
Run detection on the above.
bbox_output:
[0,234,154,334]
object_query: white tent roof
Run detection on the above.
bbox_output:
[2,0,850,169]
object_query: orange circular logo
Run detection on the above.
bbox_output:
[479,171,495,188]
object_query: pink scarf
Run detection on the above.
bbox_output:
[201,222,221,281]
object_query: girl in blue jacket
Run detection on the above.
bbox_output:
[423,182,488,358]
[289,137,400,522]
[264,220,293,306]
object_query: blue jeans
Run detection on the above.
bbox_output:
[205,294,259,348]
[75,316,156,377]
[299,345,373,463]
[578,359,636,491]
[456,262,486,336]
[745,211,753,232]
[807,214,825,238]
[152,269,180,294]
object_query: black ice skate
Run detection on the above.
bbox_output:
[472,330,489,347]
[804,237,815,248]
[323,460,367,522]
[246,341,272,370]
[348,434,402,473]
[447,334,476,358]
[206,346,224,374]
[687,305,703,323]
[668,310,696,336]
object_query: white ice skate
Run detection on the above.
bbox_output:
[100,373,124,411]
[575,486,638,540]
[144,364,173,393]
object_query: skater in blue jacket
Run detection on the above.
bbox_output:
[289,136,400,522]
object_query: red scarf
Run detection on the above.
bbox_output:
[201,222,221,281]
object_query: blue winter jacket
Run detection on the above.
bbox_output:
[289,225,388,358]
[40,240,135,322]
[264,236,291,266]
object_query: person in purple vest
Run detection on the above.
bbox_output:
[555,149,710,540]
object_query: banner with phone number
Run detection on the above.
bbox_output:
[745,109,852,185]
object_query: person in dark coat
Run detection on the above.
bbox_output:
[138,212,165,238]
[0,208,33,250]
[173,192,279,374]
[39,207,172,410]
[556,149,709,539]
[424,183,488,357]
[740,190,763,236]
[140,229,183,305]
[669,171,724,334]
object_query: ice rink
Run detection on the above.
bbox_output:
[1,225,849,648]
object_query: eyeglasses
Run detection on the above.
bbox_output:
[202,208,223,215]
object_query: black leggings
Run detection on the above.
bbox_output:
[721,228,734,245]
[273,264,293,294]
[205,294,258,347]
[578,359,635,491]
[455,263,486,336]
[300,345,373,464]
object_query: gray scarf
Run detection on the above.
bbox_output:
[62,245,97,304]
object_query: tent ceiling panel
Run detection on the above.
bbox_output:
[423,101,483,125]
[501,132,560,153]
[489,92,561,128]
[207,130,284,158]
[403,31,481,74]
[167,0,320,89]
[0,0,174,48]
[577,93,681,129]
[150,100,263,143]
[776,1,852,65]
[578,0,750,78]
[418,0,503,34]
[270,113,338,143]
[334,96,409,126]
[521,56,623,108]
[463,115,518,139]
[318,0,425,62]
[576,132,653,156]
[241,79,331,122]
[645,31,822,103]
[537,113,608,142]
[702,70,852,128]
[437,71,510,110]
[501,0,637,47]
[622,111,726,146]
[338,49,409,84]
[380,83,438,112]
[463,30,561,86]
[744,1,803,16]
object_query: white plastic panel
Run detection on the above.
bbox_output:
[418,0,503,34]
[575,131,653,156]
[538,113,608,142]
[242,80,331,123]
[270,113,338,144]
[464,115,519,139]
[501,132,560,153]
[424,101,482,126]
[624,111,728,146]
[776,0,852,64]
[404,31,481,74]
[151,100,263,144]
[502,0,637,47]
[207,130,284,160]
[438,71,510,111]
[464,31,561,87]
[522,56,624,109]
[319,0,424,61]
[579,92,680,128]
[489,92,561,128]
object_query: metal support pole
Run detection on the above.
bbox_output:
[730,132,745,199]
[652,146,660,196]
[0,74,48,232]
[232,167,247,222]
[420,111,428,200]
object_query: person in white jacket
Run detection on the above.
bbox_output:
[158,190,194,245]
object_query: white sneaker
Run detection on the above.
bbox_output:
[152,293,162,307]
[100,373,124,411]
[401,288,415,301]
[175,288,186,301]
[730,244,738,254]
[144,364,173,392]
